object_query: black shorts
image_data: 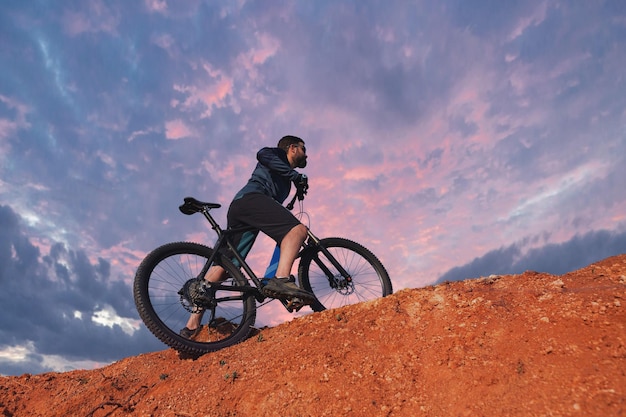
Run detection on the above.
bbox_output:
[227,192,301,247]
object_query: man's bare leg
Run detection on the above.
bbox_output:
[276,224,308,277]
[185,224,308,333]
[261,224,314,302]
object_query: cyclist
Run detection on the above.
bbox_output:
[180,135,315,338]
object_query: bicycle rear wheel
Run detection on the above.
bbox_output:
[133,242,256,356]
[298,237,392,312]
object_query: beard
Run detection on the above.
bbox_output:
[295,155,307,168]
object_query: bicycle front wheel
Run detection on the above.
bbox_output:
[298,237,392,312]
[133,242,256,356]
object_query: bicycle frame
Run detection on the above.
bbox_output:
[189,200,353,305]
[135,196,391,355]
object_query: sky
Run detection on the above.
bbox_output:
[1,0,625,376]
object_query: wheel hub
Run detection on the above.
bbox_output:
[330,274,355,295]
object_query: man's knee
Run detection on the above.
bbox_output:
[286,224,308,241]
[294,223,308,237]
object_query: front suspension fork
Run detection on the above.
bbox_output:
[305,231,353,286]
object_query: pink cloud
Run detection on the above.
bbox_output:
[169,34,279,119]
[127,127,158,142]
[165,119,192,140]
[62,2,120,36]
[151,33,176,57]
[173,69,235,118]
[246,33,280,66]
[507,2,549,41]
[144,0,168,14]
[201,154,254,192]
[0,95,31,140]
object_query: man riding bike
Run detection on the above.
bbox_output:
[180,135,314,338]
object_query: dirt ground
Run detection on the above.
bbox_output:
[1,254,625,416]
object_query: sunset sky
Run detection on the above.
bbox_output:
[1,0,625,376]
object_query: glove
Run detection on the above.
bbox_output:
[295,174,309,197]
[295,173,308,189]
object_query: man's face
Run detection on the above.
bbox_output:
[292,143,307,168]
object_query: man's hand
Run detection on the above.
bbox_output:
[295,174,308,198]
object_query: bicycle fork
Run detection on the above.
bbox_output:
[305,231,353,289]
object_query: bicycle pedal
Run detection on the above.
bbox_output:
[284,297,306,312]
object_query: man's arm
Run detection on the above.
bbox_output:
[256,147,300,181]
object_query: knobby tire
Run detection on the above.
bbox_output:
[133,242,256,356]
[298,237,392,312]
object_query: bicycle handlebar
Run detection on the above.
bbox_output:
[286,186,307,210]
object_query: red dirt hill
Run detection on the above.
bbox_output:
[1,255,625,416]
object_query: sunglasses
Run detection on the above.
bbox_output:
[292,144,307,153]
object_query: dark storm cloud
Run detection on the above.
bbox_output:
[0,205,162,376]
[437,228,626,283]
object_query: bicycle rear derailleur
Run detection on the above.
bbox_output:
[178,279,215,313]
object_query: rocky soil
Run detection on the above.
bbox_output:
[1,254,625,416]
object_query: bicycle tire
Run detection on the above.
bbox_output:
[298,237,392,312]
[133,242,256,356]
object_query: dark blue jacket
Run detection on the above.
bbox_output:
[234,147,300,203]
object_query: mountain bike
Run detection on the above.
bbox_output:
[133,194,392,357]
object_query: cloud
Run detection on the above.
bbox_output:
[0,95,31,140]
[144,0,168,14]
[165,118,193,140]
[436,228,626,283]
[2,0,626,375]
[62,1,121,36]
[172,68,235,118]
[0,205,163,376]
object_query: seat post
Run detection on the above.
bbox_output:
[202,209,223,236]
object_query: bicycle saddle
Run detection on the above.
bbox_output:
[179,197,221,215]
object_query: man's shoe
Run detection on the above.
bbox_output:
[180,326,202,339]
[261,276,315,303]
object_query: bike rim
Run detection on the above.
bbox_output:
[146,251,250,345]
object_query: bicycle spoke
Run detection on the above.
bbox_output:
[134,242,256,355]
